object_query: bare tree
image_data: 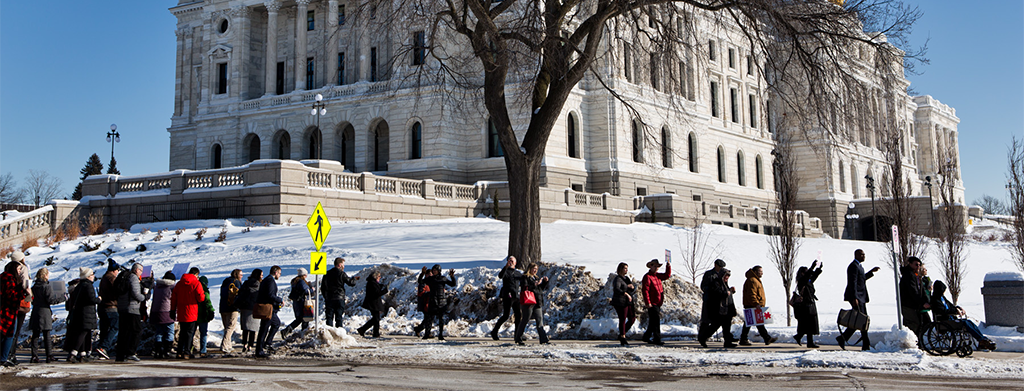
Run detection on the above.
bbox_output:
[0,172,25,204]
[363,0,923,263]
[1007,138,1024,273]
[934,143,967,303]
[767,128,801,326]
[972,194,1007,216]
[677,205,722,285]
[23,170,64,207]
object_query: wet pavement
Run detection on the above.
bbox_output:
[14,377,231,391]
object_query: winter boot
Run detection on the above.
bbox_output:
[806,335,819,349]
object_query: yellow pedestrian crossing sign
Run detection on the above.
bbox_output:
[306,202,331,251]
[310,252,327,275]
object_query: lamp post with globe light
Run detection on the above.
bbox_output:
[310,94,326,159]
[106,124,120,163]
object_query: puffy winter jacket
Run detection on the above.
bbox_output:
[149,278,176,324]
[171,273,205,323]
[742,268,766,308]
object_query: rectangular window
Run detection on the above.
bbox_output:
[730,88,739,123]
[338,5,345,25]
[748,94,758,128]
[275,62,285,95]
[709,40,716,61]
[624,43,633,82]
[710,81,719,118]
[728,48,735,68]
[746,54,753,75]
[370,47,378,82]
[338,52,345,85]
[412,31,426,66]
[307,10,315,31]
[306,57,315,89]
[649,53,659,91]
[216,62,227,94]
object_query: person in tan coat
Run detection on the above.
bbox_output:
[739,266,776,345]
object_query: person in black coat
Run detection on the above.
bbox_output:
[357,271,388,338]
[899,257,931,336]
[412,267,432,336]
[421,264,457,341]
[29,268,62,363]
[838,249,879,350]
[321,258,359,328]
[255,266,283,358]
[611,262,636,346]
[236,269,262,353]
[715,269,739,348]
[514,263,550,345]
[697,259,727,347]
[68,267,101,362]
[492,256,523,341]
[793,261,823,348]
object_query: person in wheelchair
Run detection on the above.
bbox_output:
[930,280,996,351]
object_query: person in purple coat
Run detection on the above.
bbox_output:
[148,272,176,359]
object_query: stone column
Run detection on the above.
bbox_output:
[233,5,251,99]
[174,28,187,116]
[326,0,339,85]
[264,1,281,96]
[295,0,310,91]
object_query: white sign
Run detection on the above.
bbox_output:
[891,225,900,254]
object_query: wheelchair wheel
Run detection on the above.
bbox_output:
[921,322,956,356]
[956,344,973,358]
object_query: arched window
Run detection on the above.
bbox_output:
[306,128,322,159]
[632,119,643,163]
[246,134,260,163]
[688,132,698,173]
[717,146,726,183]
[212,144,222,169]
[755,155,764,189]
[851,164,859,198]
[839,160,846,192]
[736,151,745,186]
[661,127,672,168]
[274,130,291,160]
[410,122,422,159]
[337,124,355,171]
[487,118,503,157]
[373,121,390,171]
[567,114,579,158]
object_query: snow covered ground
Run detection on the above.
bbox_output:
[8,217,1024,375]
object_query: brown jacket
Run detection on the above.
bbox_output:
[99,270,119,310]
[742,268,765,308]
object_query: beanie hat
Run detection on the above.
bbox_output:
[80,267,95,279]
[107,258,119,272]
[297,268,308,277]
[10,250,25,263]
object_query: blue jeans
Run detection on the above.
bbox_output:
[98,310,119,352]
[197,322,209,354]
[153,323,174,343]
[0,336,13,362]
[256,310,281,355]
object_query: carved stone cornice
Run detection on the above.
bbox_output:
[296,0,312,5]
[264,1,282,13]
[230,5,252,19]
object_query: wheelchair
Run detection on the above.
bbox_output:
[920,318,975,357]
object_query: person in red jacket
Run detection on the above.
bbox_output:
[641,258,671,345]
[170,267,205,359]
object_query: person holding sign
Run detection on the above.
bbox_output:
[838,249,879,351]
[793,260,823,348]
[641,258,670,346]
[739,266,777,346]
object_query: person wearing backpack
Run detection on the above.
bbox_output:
[321,258,359,328]
[115,264,150,362]
[219,269,242,354]
[282,269,312,338]
[95,260,120,360]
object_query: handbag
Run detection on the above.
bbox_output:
[519,290,537,306]
[302,299,315,322]
[253,303,273,320]
[837,308,870,331]
[789,292,803,306]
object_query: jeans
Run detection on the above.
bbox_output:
[324,299,344,328]
[153,323,175,344]
[195,322,209,354]
[358,310,382,337]
[115,311,141,360]
[493,295,521,336]
[421,306,447,338]
[643,305,662,342]
[98,310,118,352]
[514,304,548,344]
[0,336,13,363]
[287,300,309,332]
[255,310,281,355]
[614,305,636,337]
[220,312,239,352]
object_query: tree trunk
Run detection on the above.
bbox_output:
[506,153,544,266]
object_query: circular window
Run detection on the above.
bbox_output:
[218,19,229,34]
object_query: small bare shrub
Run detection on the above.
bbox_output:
[153,229,164,242]
[20,235,40,251]
[195,227,208,241]
[286,217,293,226]
[214,227,227,243]
[0,245,14,259]
[80,240,101,252]
[65,222,81,241]
[86,213,105,235]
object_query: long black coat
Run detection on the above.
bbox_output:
[794,265,823,335]
[611,274,633,308]
[69,279,101,330]
[360,278,388,313]
[425,274,457,313]
[699,268,722,320]
[498,266,523,300]
[29,279,62,331]
[236,276,261,311]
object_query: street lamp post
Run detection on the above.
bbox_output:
[924,176,935,233]
[845,201,859,240]
[865,174,877,241]
[310,94,326,159]
[106,124,121,163]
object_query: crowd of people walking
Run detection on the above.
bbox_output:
[0,248,998,366]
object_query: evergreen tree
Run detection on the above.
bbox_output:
[107,157,121,175]
[72,154,104,200]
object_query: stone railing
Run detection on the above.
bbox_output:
[237,81,400,114]
[0,205,54,246]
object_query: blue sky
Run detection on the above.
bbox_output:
[1,1,1022,204]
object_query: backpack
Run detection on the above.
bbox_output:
[225,280,239,306]
[113,266,131,296]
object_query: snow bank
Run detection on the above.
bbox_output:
[872,325,919,352]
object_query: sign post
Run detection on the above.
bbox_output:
[891,224,903,329]
[307,202,331,333]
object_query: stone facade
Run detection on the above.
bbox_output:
[164,0,961,237]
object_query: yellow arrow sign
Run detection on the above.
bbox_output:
[306,202,331,251]
[310,251,327,275]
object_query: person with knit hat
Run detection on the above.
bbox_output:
[641,258,671,345]
[66,267,100,362]
[192,275,216,358]
[697,259,727,347]
[282,268,313,338]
